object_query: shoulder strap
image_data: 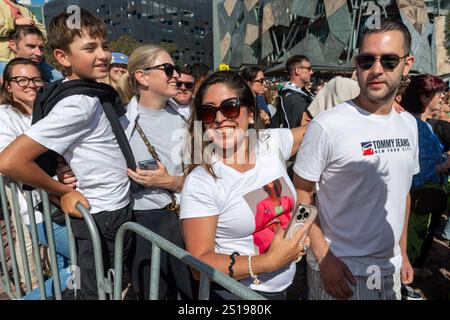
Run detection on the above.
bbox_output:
[134,120,179,213]
[30,80,140,192]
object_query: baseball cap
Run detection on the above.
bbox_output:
[111,52,129,65]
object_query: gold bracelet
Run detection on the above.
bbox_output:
[248,255,260,285]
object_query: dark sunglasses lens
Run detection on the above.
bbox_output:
[199,106,216,123]
[163,64,175,77]
[177,81,194,89]
[380,55,400,69]
[356,55,375,69]
[221,99,240,118]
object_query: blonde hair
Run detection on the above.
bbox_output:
[117,45,168,104]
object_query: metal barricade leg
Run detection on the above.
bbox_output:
[149,245,161,300]
[198,273,211,300]
[25,192,46,300]
[64,214,78,296]
[0,202,12,297]
[40,191,62,300]
[10,183,32,293]
[0,177,22,298]
[76,203,107,300]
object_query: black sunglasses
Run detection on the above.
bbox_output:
[199,97,242,124]
[355,53,409,70]
[252,78,266,85]
[143,63,180,78]
[177,80,194,90]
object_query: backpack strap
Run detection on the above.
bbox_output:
[29,81,140,192]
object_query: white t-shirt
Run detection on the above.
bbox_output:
[168,98,191,121]
[0,105,42,225]
[294,101,420,276]
[25,94,130,214]
[181,129,297,293]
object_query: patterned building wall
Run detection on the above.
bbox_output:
[215,0,448,74]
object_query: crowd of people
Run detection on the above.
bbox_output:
[0,4,449,301]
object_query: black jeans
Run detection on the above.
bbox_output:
[62,204,133,300]
[131,209,196,300]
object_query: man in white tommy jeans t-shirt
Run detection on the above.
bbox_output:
[293,19,418,300]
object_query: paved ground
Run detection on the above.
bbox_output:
[413,237,450,300]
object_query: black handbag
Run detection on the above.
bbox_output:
[410,187,447,216]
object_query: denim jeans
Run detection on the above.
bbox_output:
[22,221,70,300]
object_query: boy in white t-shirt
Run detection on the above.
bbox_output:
[293,19,419,300]
[0,10,132,299]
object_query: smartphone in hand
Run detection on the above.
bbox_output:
[284,203,318,239]
[138,159,158,170]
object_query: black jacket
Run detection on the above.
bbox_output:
[269,87,313,129]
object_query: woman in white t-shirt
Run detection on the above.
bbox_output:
[117,45,195,300]
[180,71,311,299]
[0,57,70,299]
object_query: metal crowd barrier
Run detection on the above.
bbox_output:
[0,175,265,300]
[113,222,266,300]
[0,175,108,300]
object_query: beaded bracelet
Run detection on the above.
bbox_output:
[248,254,260,285]
[228,251,240,278]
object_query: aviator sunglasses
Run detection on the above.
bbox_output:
[177,80,195,90]
[199,97,242,124]
[355,53,409,70]
[143,63,181,78]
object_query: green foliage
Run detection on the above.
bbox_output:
[109,35,142,56]
[109,35,177,56]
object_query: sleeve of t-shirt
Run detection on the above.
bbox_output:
[293,120,332,182]
[265,128,294,161]
[25,95,96,155]
[180,170,220,219]
[0,113,15,153]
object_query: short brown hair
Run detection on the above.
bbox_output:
[9,25,44,43]
[361,18,411,55]
[286,55,309,74]
[47,8,107,52]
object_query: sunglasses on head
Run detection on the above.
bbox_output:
[177,80,194,90]
[143,63,180,78]
[199,97,242,124]
[355,53,409,70]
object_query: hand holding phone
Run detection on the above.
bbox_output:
[138,159,158,170]
[284,203,318,240]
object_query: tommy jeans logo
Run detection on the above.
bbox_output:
[361,142,375,156]
[361,138,411,156]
